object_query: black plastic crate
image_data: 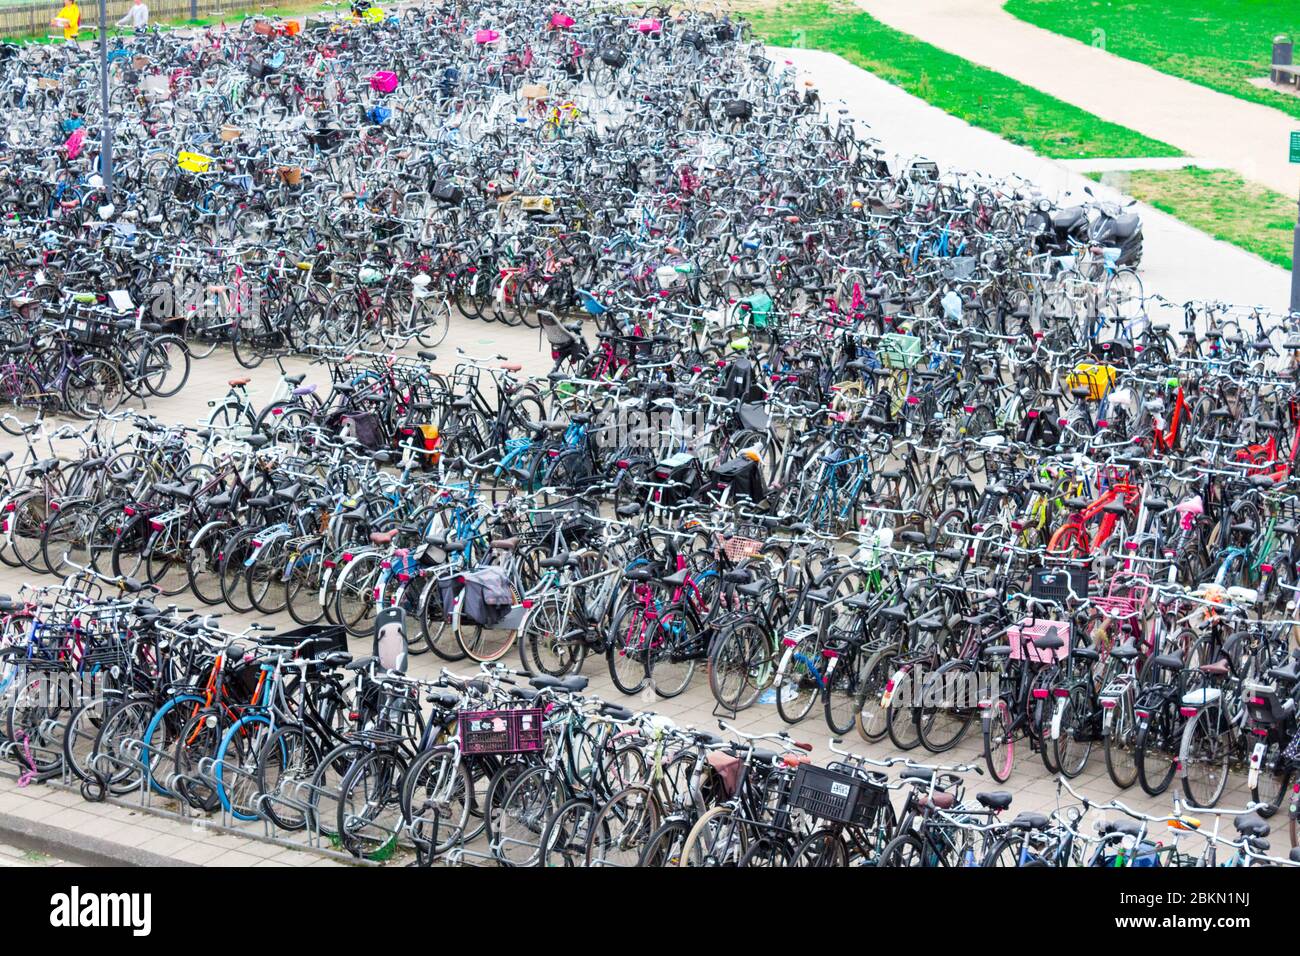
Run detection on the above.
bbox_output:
[1029,567,1089,604]
[789,763,889,827]
[276,624,348,658]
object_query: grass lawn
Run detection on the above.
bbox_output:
[1005,0,1300,121]
[743,0,1180,159]
[1,0,331,41]
[1090,167,1295,268]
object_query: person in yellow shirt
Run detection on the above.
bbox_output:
[51,0,79,40]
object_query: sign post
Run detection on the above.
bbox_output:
[1291,133,1300,314]
[99,0,112,203]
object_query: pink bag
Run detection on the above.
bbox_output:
[369,70,398,93]
[635,17,661,33]
[473,28,499,44]
[64,127,85,160]
[548,12,574,29]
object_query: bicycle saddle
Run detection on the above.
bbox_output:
[977,791,1013,812]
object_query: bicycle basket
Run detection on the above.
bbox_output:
[1029,566,1089,603]
[458,707,544,754]
[177,150,213,174]
[1066,363,1115,401]
[879,332,922,369]
[789,763,888,827]
[1008,618,1070,663]
[939,256,977,281]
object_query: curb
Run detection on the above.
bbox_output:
[0,811,197,867]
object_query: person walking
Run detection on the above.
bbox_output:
[51,0,79,40]
[116,0,148,30]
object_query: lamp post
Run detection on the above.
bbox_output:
[98,0,112,202]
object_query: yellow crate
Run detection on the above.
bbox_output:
[1066,362,1116,401]
[177,151,214,174]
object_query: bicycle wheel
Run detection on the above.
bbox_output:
[915,662,978,753]
[255,725,321,832]
[1179,705,1231,807]
[1135,708,1178,796]
[679,805,747,866]
[334,552,382,637]
[336,749,405,859]
[493,765,564,867]
[145,523,190,597]
[401,745,474,856]
[606,603,652,696]
[708,618,774,712]
[1251,742,1293,817]
[739,837,792,867]
[41,499,95,576]
[187,529,228,606]
[586,785,660,867]
[284,548,326,625]
[8,493,50,573]
[218,529,258,614]
[776,631,822,724]
[638,819,691,867]
[877,832,927,867]
[0,369,47,433]
[791,828,848,867]
[142,335,191,397]
[983,698,1015,783]
[644,603,699,699]
[854,650,896,743]
[87,697,155,795]
[1053,687,1096,778]
[518,594,586,677]
[885,667,922,751]
[173,710,222,812]
[539,797,599,868]
[62,357,125,418]
[246,539,290,615]
[1104,702,1140,789]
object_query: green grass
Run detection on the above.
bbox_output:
[1089,166,1295,268]
[1005,0,1300,120]
[744,0,1180,159]
[1,1,328,41]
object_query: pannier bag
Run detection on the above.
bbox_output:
[548,12,574,29]
[366,105,391,125]
[369,70,398,93]
[441,567,514,628]
[710,455,766,503]
[432,182,464,205]
[651,452,700,508]
[600,48,626,68]
[338,411,384,449]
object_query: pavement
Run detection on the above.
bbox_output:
[854,0,1300,198]
[0,44,1287,864]
[775,45,1291,313]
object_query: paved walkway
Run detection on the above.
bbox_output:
[854,0,1300,197]
[777,46,1290,311]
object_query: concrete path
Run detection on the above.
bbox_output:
[776,46,1290,314]
[854,0,1300,197]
